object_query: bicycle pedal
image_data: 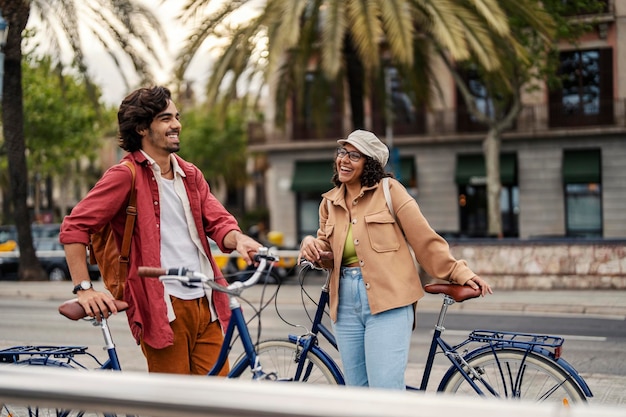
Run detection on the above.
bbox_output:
[264,372,279,381]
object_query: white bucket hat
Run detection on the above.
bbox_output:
[337,130,389,166]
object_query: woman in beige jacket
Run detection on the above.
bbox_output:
[299,129,492,390]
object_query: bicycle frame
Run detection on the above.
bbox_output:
[210,294,271,379]
[291,264,592,398]
[142,248,281,381]
[284,279,345,384]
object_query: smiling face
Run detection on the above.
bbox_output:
[140,99,181,158]
[336,144,365,187]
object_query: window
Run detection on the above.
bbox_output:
[296,192,324,242]
[563,149,602,237]
[549,48,613,127]
[371,66,425,136]
[455,68,512,133]
[456,153,519,237]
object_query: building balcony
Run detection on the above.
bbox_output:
[248,98,626,147]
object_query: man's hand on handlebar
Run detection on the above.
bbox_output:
[224,230,264,266]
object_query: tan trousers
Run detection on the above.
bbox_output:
[140,296,229,376]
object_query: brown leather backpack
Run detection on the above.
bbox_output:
[88,161,137,300]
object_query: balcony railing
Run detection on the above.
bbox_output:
[249,98,626,144]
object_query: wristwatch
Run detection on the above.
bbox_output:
[72,280,93,294]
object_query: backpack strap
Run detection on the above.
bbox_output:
[383,177,418,269]
[118,161,137,278]
[382,177,394,219]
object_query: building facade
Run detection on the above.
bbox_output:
[247,0,626,248]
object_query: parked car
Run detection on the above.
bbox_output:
[0,231,100,282]
[0,223,62,251]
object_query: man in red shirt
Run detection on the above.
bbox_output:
[60,86,261,374]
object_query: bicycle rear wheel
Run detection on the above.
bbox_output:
[233,339,341,384]
[439,349,587,404]
[1,359,122,417]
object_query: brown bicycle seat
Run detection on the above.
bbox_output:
[424,283,481,302]
[58,299,129,320]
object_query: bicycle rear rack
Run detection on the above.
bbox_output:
[468,330,564,359]
[0,346,90,364]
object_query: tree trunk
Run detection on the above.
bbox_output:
[483,129,502,237]
[1,1,47,281]
[344,35,364,130]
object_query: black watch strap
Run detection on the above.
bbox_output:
[72,280,93,294]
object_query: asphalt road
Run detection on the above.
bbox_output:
[1,279,625,406]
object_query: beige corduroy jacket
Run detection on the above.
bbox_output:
[315,178,477,323]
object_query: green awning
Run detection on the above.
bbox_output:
[291,161,335,192]
[455,153,517,185]
[562,149,601,183]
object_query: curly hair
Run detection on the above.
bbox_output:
[117,86,172,152]
[331,155,393,188]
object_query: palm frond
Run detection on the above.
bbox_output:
[319,0,347,77]
[345,0,382,73]
[379,0,414,67]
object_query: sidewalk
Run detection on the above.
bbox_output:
[1,279,625,406]
[2,279,625,318]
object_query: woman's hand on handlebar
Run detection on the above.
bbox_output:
[298,236,333,268]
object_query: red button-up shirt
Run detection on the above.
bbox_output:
[60,151,237,348]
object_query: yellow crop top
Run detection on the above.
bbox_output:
[342,224,359,265]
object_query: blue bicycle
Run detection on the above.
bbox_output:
[0,247,284,416]
[252,258,593,405]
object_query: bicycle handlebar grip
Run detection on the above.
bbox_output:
[319,251,333,260]
[137,267,166,277]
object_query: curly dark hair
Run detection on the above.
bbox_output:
[331,155,393,188]
[117,86,172,152]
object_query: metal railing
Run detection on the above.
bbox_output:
[1,366,623,417]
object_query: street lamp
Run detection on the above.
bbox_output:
[0,8,8,98]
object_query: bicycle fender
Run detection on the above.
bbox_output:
[552,355,593,397]
[288,334,345,384]
[437,345,592,397]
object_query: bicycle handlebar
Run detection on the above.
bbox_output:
[299,250,334,270]
[138,247,279,296]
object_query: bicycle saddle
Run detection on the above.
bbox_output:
[424,283,481,302]
[58,299,129,320]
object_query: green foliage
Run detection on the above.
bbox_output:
[176,102,249,189]
[176,0,515,128]
[21,55,110,176]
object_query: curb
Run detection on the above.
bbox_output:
[2,281,626,318]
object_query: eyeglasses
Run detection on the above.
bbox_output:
[336,147,363,162]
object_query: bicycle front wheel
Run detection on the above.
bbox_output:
[233,339,341,384]
[439,349,587,404]
[1,359,122,417]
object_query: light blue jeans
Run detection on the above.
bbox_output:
[332,266,413,389]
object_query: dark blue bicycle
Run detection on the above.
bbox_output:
[253,258,592,405]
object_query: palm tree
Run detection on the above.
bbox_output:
[0,0,166,280]
[173,0,512,132]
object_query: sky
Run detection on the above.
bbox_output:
[86,1,211,105]
[26,0,262,106]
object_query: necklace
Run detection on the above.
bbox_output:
[161,166,172,176]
